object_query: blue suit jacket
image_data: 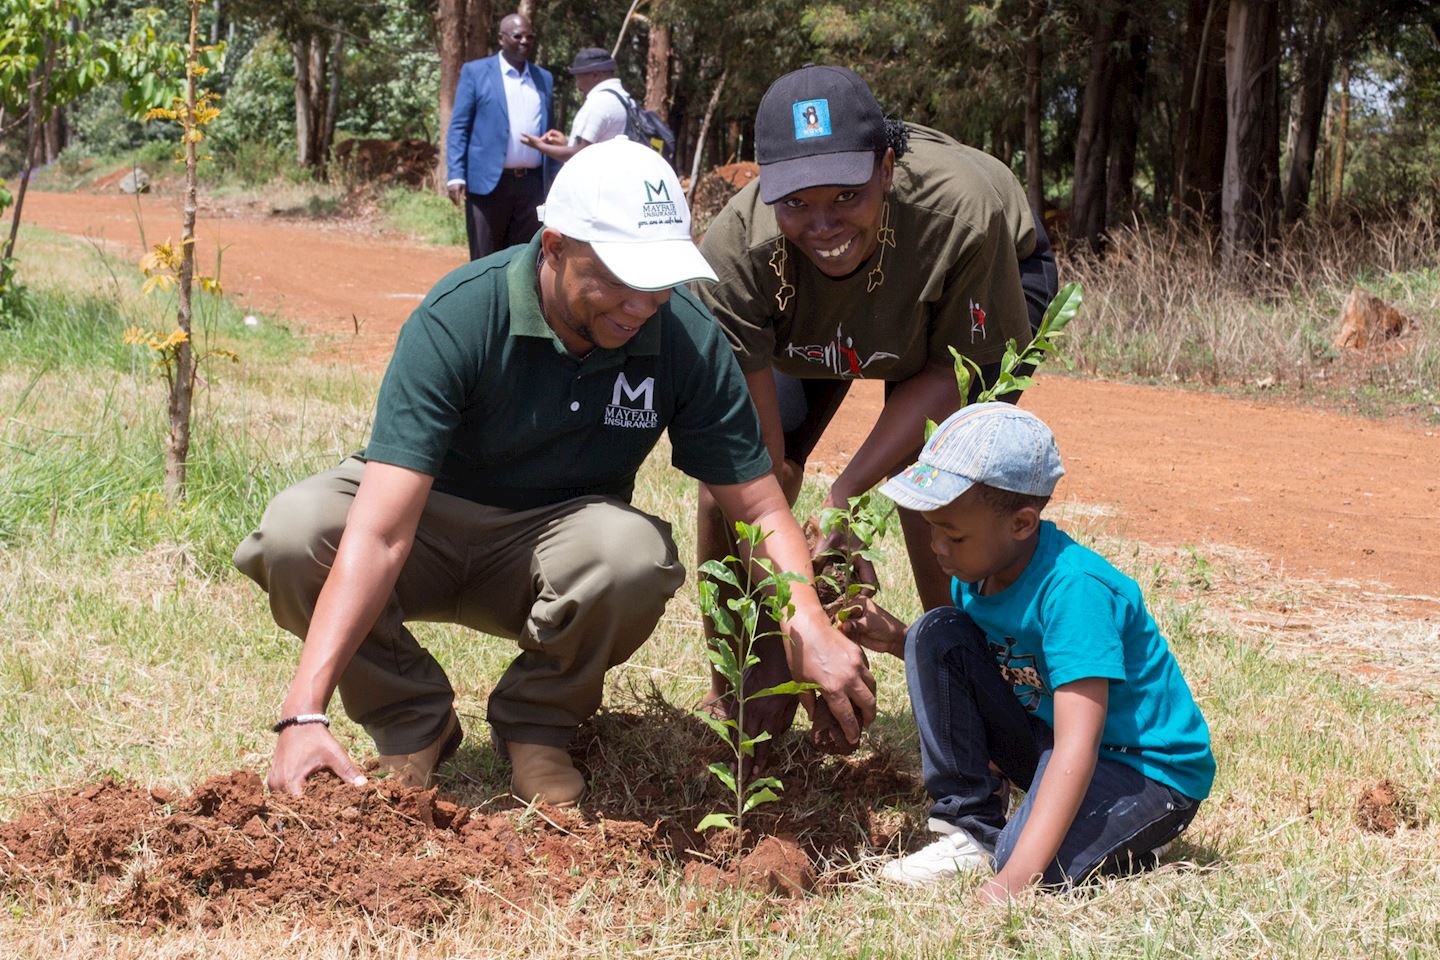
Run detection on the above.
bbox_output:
[446,54,557,196]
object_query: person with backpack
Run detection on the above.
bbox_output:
[523,48,632,163]
[524,48,676,166]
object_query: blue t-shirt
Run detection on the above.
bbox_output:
[954,521,1215,800]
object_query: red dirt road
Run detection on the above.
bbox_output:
[20,191,1440,610]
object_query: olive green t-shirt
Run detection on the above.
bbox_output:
[698,124,1037,380]
[363,233,772,510]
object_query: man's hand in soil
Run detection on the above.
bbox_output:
[267,724,368,797]
[839,597,908,660]
[446,183,466,207]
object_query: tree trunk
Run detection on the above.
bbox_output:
[1281,14,1335,223]
[167,1,201,504]
[517,0,535,22]
[1221,0,1280,272]
[42,105,64,164]
[321,29,344,172]
[293,38,314,167]
[644,20,671,115]
[1331,62,1349,209]
[687,69,727,203]
[1023,0,1045,215]
[1070,3,1129,253]
[435,0,493,190]
[1175,0,1227,225]
[1107,23,1150,226]
[2,41,52,292]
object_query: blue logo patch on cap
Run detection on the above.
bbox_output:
[792,99,832,140]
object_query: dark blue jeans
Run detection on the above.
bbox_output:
[905,607,1200,887]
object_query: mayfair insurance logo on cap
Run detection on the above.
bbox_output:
[792,99,832,140]
[640,179,680,227]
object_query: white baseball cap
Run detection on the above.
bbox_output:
[539,138,718,291]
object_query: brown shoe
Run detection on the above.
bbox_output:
[377,710,463,789]
[502,739,584,807]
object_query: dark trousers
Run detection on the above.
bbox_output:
[464,169,543,261]
[905,607,1200,887]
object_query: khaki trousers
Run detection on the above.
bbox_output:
[234,458,685,753]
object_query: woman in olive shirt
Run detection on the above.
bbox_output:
[696,65,1057,749]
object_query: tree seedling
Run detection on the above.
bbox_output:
[694,521,818,837]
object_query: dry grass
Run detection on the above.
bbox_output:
[1059,212,1440,418]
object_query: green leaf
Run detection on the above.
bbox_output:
[707,603,736,638]
[924,418,939,440]
[747,681,807,699]
[746,776,784,793]
[694,711,737,740]
[742,787,781,813]
[1040,282,1083,335]
[696,813,736,832]
[707,762,738,793]
[739,731,772,750]
[698,559,740,590]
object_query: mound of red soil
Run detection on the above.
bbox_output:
[0,707,927,931]
[1354,779,1423,835]
[0,770,662,930]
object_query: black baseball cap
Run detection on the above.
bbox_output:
[754,65,886,204]
[566,47,616,75]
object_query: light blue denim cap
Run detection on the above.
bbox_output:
[878,402,1065,512]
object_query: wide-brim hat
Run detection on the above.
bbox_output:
[566,47,617,75]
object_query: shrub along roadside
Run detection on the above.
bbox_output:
[1059,213,1440,419]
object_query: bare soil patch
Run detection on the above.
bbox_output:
[0,706,926,931]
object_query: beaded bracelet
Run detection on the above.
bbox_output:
[271,713,330,734]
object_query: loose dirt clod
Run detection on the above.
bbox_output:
[1354,778,1422,835]
[0,770,663,930]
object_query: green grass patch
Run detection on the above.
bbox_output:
[379,184,468,247]
[0,244,1436,957]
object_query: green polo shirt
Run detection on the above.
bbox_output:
[363,234,771,510]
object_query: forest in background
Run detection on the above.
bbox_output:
[4,0,1439,269]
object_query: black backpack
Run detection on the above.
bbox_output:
[604,89,677,168]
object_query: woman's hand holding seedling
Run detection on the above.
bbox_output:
[839,597,908,659]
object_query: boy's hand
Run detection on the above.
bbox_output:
[839,597,908,659]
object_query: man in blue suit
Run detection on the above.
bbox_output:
[446,12,555,261]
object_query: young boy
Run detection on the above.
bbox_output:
[851,403,1214,901]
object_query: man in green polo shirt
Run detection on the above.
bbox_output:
[235,138,876,806]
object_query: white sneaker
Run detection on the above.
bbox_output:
[879,819,992,886]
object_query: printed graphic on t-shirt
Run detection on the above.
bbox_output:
[782,324,898,377]
[969,300,987,343]
[605,372,660,429]
[987,635,1047,712]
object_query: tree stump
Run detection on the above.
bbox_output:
[1333,286,1409,351]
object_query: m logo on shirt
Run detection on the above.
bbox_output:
[605,372,659,428]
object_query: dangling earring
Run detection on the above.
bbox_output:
[867,199,894,293]
[769,238,795,312]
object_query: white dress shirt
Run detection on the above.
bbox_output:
[569,78,631,146]
[500,57,544,169]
